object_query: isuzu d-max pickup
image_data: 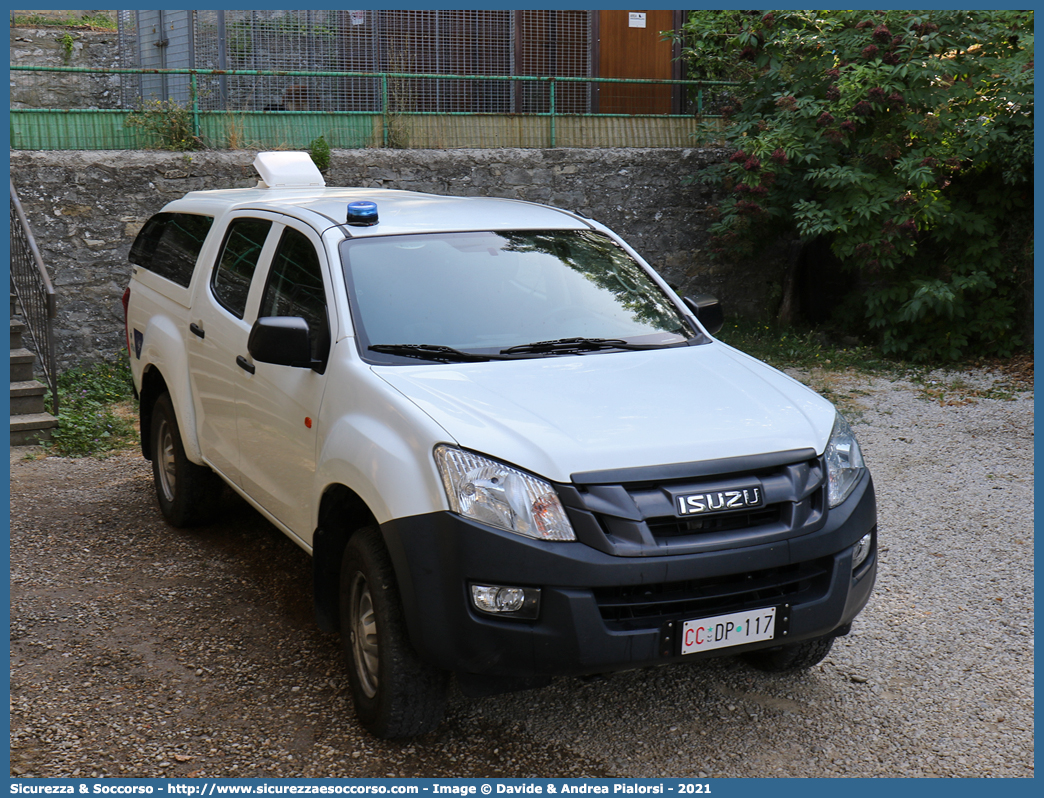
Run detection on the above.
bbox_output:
[123,152,877,738]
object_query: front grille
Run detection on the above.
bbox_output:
[560,450,827,558]
[593,557,832,630]
[648,506,781,538]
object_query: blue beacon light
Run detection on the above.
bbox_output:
[346,201,379,226]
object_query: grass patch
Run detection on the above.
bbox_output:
[10,13,117,31]
[717,319,1032,412]
[716,319,900,373]
[47,359,138,457]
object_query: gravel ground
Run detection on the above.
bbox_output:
[9,365,1034,778]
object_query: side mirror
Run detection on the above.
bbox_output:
[683,294,724,336]
[248,316,313,368]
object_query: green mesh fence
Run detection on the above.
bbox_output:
[10,110,379,151]
[10,66,734,150]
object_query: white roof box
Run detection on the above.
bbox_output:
[253,151,326,189]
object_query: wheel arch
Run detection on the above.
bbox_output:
[312,484,379,634]
[138,366,170,460]
[138,359,205,466]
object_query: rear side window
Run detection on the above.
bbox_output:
[129,212,214,288]
[211,218,272,319]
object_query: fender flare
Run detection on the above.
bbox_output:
[139,315,204,464]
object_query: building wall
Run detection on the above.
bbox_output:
[9,148,788,368]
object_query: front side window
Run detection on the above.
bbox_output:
[340,230,696,363]
[259,227,330,363]
[211,218,272,318]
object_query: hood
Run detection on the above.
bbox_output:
[373,342,837,484]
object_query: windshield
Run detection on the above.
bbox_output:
[339,230,698,363]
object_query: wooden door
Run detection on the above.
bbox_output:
[596,10,679,115]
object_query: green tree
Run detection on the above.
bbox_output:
[683,10,1033,361]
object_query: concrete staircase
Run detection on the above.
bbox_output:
[10,315,57,445]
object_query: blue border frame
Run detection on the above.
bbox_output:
[5,4,1038,794]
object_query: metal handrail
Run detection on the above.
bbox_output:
[9,180,58,415]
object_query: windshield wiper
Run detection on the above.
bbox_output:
[371,338,679,363]
[369,343,516,363]
[500,337,676,356]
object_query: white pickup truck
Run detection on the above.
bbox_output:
[123,152,877,738]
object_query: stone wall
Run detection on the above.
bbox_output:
[10,147,788,369]
[10,26,124,109]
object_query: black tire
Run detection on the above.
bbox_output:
[340,526,448,738]
[741,634,835,673]
[150,392,223,527]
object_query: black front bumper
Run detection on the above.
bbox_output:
[380,470,876,681]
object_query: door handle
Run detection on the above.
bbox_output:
[236,355,256,375]
[189,322,205,339]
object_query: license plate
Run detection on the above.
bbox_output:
[680,606,777,654]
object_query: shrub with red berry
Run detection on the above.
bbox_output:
[679,9,1033,360]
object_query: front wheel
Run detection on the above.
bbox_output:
[740,634,835,673]
[150,393,223,527]
[340,526,448,738]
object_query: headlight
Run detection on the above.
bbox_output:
[434,445,576,541]
[825,413,866,508]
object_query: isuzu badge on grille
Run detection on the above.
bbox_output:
[675,487,763,516]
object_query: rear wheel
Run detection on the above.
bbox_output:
[340,526,447,738]
[150,393,223,527]
[741,634,835,673]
